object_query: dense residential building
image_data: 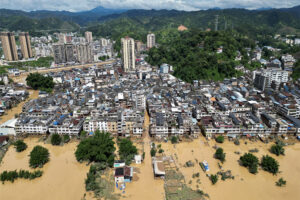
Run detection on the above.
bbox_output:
[19,32,33,59]
[85,31,93,43]
[121,37,135,72]
[0,32,18,61]
[147,33,155,49]
[253,69,288,91]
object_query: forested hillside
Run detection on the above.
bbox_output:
[146,30,255,82]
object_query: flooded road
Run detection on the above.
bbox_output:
[117,110,165,200]
[0,137,89,200]
[161,137,300,200]
[0,90,39,124]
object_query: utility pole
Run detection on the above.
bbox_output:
[215,15,219,31]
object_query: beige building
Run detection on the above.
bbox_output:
[76,43,93,64]
[147,33,155,49]
[121,37,135,72]
[19,32,33,59]
[0,32,18,61]
[85,31,93,43]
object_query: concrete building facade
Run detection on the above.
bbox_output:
[121,37,135,72]
[19,32,33,59]
[147,33,155,49]
[0,32,18,61]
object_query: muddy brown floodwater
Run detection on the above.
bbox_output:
[161,137,300,200]
[115,110,165,200]
[0,90,39,124]
[0,137,90,200]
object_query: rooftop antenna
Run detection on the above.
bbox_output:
[215,15,219,31]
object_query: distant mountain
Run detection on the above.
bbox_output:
[0,6,127,26]
[0,5,299,38]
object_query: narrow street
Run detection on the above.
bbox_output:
[120,110,164,200]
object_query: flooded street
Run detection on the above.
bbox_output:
[161,137,300,200]
[0,89,39,124]
[117,110,165,200]
[0,137,89,200]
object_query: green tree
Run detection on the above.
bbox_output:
[270,144,285,156]
[51,133,62,145]
[26,73,54,92]
[171,136,178,144]
[150,148,156,157]
[29,145,50,168]
[118,138,137,165]
[210,174,218,185]
[261,155,279,175]
[215,136,224,143]
[13,140,27,152]
[215,148,225,163]
[63,135,70,143]
[239,153,259,174]
[75,130,115,167]
[276,178,286,187]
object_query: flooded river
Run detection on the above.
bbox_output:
[0,137,89,200]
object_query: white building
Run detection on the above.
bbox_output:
[85,31,93,43]
[147,33,155,49]
[121,37,135,72]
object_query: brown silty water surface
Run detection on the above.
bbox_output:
[0,137,90,200]
[0,90,39,124]
[160,137,300,200]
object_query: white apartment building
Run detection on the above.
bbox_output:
[147,33,155,49]
[121,37,135,72]
[85,31,93,43]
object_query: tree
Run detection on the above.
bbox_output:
[239,153,259,174]
[270,144,285,156]
[75,130,115,167]
[118,138,137,165]
[51,133,62,145]
[276,178,286,187]
[26,73,54,92]
[171,136,178,144]
[210,174,218,185]
[215,148,225,163]
[150,148,156,157]
[63,135,70,143]
[13,140,27,152]
[29,145,50,168]
[80,130,87,138]
[215,136,224,143]
[158,149,164,153]
[261,155,279,175]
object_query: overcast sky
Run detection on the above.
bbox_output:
[1,0,299,12]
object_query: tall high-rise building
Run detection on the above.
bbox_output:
[58,33,66,44]
[0,32,18,61]
[76,43,92,64]
[19,32,33,59]
[65,44,75,63]
[147,33,155,49]
[85,31,93,43]
[121,37,135,72]
[53,44,66,64]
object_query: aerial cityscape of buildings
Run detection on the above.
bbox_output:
[0,25,300,200]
